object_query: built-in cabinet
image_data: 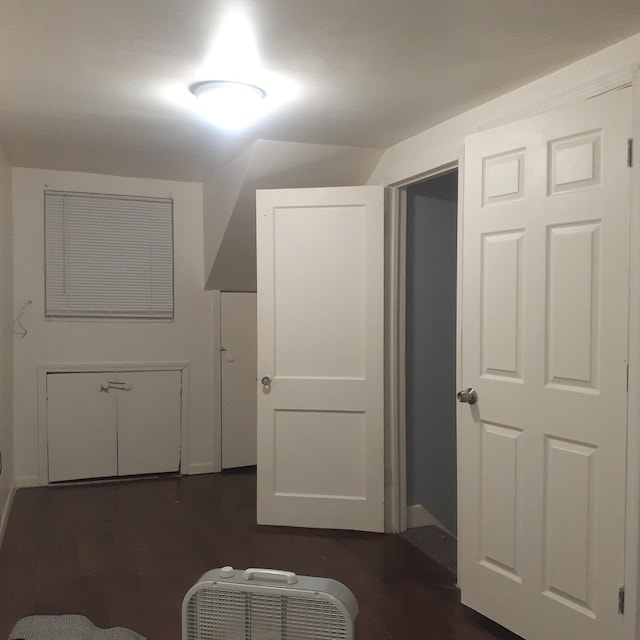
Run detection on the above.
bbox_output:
[46,369,182,482]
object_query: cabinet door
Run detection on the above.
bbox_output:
[221,292,257,468]
[47,372,117,482]
[116,370,181,476]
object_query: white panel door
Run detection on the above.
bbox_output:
[221,292,258,469]
[459,89,630,639]
[47,372,117,482]
[256,185,384,532]
[116,370,181,476]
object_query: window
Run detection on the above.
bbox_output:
[44,190,174,319]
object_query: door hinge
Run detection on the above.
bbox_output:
[619,586,625,614]
[628,139,633,168]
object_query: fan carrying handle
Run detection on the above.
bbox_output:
[242,568,299,585]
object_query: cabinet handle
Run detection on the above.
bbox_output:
[100,382,133,393]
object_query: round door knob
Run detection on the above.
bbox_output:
[261,376,272,391]
[457,387,477,405]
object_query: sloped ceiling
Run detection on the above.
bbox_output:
[204,140,382,291]
[1,2,638,292]
[0,1,639,181]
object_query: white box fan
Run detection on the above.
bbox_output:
[182,567,359,640]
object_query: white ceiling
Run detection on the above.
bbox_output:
[1,0,639,182]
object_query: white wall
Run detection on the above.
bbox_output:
[12,168,216,485]
[369,33,640,186]
[0,143,14,537]
[203,146,255,290]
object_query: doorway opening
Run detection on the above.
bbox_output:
[400,168,459,574]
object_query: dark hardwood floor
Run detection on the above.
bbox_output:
[0,469,520,640]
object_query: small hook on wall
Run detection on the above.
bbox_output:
[14,299,33,339]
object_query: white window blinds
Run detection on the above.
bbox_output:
[44,190,174,319]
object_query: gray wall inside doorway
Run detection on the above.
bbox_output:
[405,170,458,535]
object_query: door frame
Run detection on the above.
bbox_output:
[219,290,258,469]
[385,160,460,534]
[625,72,640,640]
[385,75,640,640]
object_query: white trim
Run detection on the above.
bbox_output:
[36,361,190,372]
[396,188,407,533]
[389,161,459,189]
[37,361,191,485]
[187,462,217,475]
[0,479,16,548]
[387,162,460,535]
[626,68,640,640]
[406,503,456,540]
[384,187,404,533]
[15,475,39,488]
[479,63,638,132]
[454,148,466,588]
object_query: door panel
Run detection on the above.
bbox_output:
[543,437,596,610]
[221,292,258,469]
[116,370,181,476]
[47,372,117,482]
[272,206,366,378]
[256,185,384,532]
[480,231,524,379]
[479,422,522,580]
[459,89,630,639]
[546,222,599,388]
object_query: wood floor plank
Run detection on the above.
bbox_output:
[0,470,520,640]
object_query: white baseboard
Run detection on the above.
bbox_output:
[187,462,217,475]
[16,475,40,488]
[406,503,456,539]
[0,479,16,548]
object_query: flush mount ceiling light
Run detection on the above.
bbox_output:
[190,80,267,130]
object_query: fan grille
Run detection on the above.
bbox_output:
[186,587,352,640]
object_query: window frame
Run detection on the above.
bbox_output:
[44,189,175,321]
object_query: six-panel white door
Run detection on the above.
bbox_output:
[256,185,385,532]
[458,89,631,639]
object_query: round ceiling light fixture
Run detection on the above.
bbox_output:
[190,80,267,130]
